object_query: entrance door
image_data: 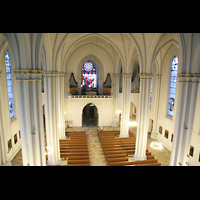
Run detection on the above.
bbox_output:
[82,103,98,127]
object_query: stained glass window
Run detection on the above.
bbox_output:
[167,56,178,116]
[150,77,153,107]
[5,51,14,118]
[81,62,97,89]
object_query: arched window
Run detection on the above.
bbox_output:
[5,51,14,118]
[150,77,153,107]
[167,56,178,116]
[81,61,97,89]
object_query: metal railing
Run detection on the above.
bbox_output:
[69,94,112,99]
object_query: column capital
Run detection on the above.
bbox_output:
[43,71,58,78]
[113,73,121,77]
[178,73,200,83]
[57,72,68,77]
[156,74,162,78]
[13,69,43,81]
[122,73,132,78]
[139,73,153,79]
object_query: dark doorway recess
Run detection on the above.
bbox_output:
[82,103,98,127]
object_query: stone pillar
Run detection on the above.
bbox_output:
[111,73,120,127]
[0,70,10,166]
[119,73,132,138]
[43,71,61,165]
[151,74,162,139]
[170,74,200,166]
[57,73,65,139]
[13,69,46,166]
[133,73,153,161]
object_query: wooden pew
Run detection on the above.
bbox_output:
[59,131,90,166]
[98,130,161,167]
[108,159,159,166]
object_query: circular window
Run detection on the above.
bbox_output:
[84,62,93,71]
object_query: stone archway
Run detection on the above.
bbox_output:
[82,103,98,127]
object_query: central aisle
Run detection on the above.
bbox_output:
[85,126,107,166]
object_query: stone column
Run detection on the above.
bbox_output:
[170,74,200,166]
[151,74,162,139]
[43,71,61,165]
[133,73,153,161]
[13,69,46,166]
[0,70,10,165]
[57,73,65,139]
[111,73,120,127]
[119,73,132,138]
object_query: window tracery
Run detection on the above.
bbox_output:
[5,51,14,118]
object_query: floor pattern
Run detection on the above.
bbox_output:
[11,126,171,166]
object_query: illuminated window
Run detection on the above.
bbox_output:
[150,77,153,107]
[81,62,97,89]
[5,51,14,118]
[167,56,178,116]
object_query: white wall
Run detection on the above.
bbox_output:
[188,82,200,166]
[66,98,113,127]
[0,38,21,164]
[149,44,180,151]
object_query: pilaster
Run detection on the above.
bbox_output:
[151,74,162,139]
[43,71,61,165]
[133,73,153,161]
[170,73,200,166]
[13,69,46,166]
[119,73,132,138]
[111,73,120,127]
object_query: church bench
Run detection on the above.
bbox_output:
[103,146,135,151]
[47,163,90,166]
[60,140,88,144]
[134,163,161,166]
[66,133,87,137]
[105,154,154,160]
[108,159,158,166]
[64,163,90,166]
[108,159,159,166]
[104,150,151,157]
[65,131,86,134]
[147,155,154,159]
[105,154,127,159]
[66,135,87,138]
[66,138,88,141]
[60,148,88,152]
[104,149,135,155]
[67,159,90,164]
[100,139,135,142]
[99,137,136,140]
[104,149,149,159]
[107,157,129,163]
[101,143,136,147]
[60,145,89,149]
[60,144,88,148]
[61,152,89,157]
[67,155,89,160]
[101,142,136,146]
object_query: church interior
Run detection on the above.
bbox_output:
[0,33,200,166]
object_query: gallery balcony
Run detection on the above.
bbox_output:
[68,94,112,99]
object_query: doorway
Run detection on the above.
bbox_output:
[82,103,98,127]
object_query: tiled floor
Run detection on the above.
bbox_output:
[11,149,23,166]
[11,126,171,166]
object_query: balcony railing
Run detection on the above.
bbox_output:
[69,94,112,99]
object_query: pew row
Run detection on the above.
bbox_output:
[98,130,161,166]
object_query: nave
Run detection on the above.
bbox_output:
[11,126,171,166]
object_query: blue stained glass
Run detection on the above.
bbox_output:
[167,56,178,116]
[5,51,14,118]
[150,77,153,107]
